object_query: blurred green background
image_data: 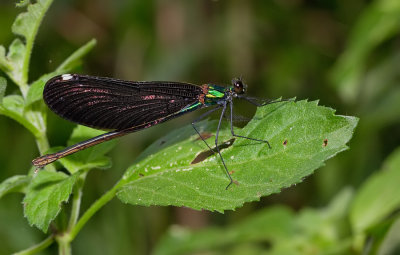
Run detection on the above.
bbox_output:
[1,0,400,254]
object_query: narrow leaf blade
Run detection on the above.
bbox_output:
[0,76,6,103]
[154,206,294,255]
[26,39,97,106]
[155,189,353,255]
[330,0,400,103]
[350,148,400,233]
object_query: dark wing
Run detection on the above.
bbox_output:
[43,74,203,130]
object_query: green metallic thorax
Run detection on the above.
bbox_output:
[203,84,226,106]
[178,84,229,114]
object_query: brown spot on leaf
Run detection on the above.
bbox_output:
[283,139,288,146]
[191,138,236,164]
[323,139,328,147]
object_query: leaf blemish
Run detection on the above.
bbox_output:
[323,139,328,147]
[190,138,235,164]
[283,139,288,146]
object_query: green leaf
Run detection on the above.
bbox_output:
[295,188,353,237]
[12,0,50,39]
[0,0,53,86]
[25,74,52,106]
[2,38,26,85]
[154,206,294,255]
[26,39,97,106]
[155,189,354,255]
[23,170,79,232]
[117,100,358,212]
[11,0,53,84]
[275,188,354,254]
[57,125,116,174]
[0,175,31,199]
[350,147,400,233]
[56,38,97,73]
[0,46,12,72]
[0,95,40,135]
[330,0,400,103]
[0,76,6,103]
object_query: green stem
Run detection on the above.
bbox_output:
[67,174,86,231]
[35,132,50,155]
[13,235,54,255]
[56,235,71,255]
[12,0,55,170]
[34,132,55,171]
[51,174,86,255]
[19,82,29,98]
[69,178,128,240]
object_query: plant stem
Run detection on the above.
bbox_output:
[69,178,128,240]
[35,133,50,155]
[13,235,54,255]
[56,235,71,255]
[19,83,29,98]
[33,132,55,171]
[68,174,86,231]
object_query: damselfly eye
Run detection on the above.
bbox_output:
[232,79,246,94]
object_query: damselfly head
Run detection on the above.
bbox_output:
[231,78,247,95]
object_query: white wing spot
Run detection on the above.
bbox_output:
[61,74,73,80]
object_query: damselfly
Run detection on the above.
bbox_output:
[32,74,282,189]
